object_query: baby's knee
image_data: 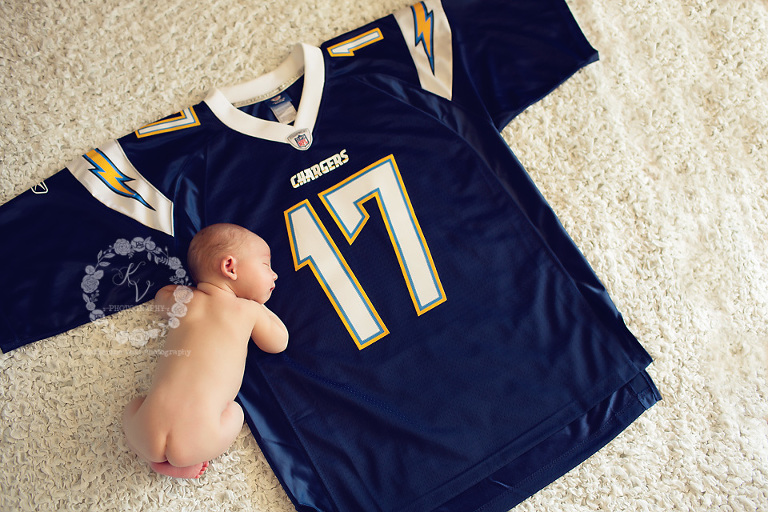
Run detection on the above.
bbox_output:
[221,401,244,427]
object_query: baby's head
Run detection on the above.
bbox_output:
[187,223,277,303]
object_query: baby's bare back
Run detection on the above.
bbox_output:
[145,286,257,422]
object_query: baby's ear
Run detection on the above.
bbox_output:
[220,255,238,280]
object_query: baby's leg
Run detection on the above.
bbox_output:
[213,401,245,455]
[122,396,158,462]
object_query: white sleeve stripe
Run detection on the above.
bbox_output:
[394,0,453,101]
[67,140,175,236]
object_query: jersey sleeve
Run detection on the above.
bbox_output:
[0,108,206,353]
[393,0,598,130]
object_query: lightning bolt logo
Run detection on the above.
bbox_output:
[84,149,154,210]
[412,1,435,74]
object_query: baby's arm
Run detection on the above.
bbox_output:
[251,304,289,354]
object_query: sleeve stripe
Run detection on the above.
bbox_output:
[394,0,453,101]
[67,140,175,236]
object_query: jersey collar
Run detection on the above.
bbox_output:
[204,43,324,150]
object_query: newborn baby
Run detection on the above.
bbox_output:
[122,223,289,478]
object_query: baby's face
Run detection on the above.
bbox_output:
[238,236,278,303]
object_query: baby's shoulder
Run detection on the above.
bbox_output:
[156,283,195,295]
[155,284,195,306]
[232,295,262,314]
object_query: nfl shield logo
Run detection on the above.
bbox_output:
[288,129,312,150]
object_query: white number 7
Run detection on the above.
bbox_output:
[285,155,446,349]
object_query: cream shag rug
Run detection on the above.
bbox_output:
[1,0,767,510]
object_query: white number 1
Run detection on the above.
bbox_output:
[285,155,446,349]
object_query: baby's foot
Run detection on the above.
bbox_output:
[150,460,209,479]
[196,461,210,478]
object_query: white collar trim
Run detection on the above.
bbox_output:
[204,43,324,150]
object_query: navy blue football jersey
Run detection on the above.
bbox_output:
[0,0,660,510]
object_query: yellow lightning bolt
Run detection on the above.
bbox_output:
[85,149,153,209]
[412,2,435,74]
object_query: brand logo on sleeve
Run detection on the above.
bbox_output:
[30,182,49,194]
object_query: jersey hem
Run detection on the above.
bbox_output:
[434,371,661,512]
[0,311,19,353]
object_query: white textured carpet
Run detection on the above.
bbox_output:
[1,0,767,510]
